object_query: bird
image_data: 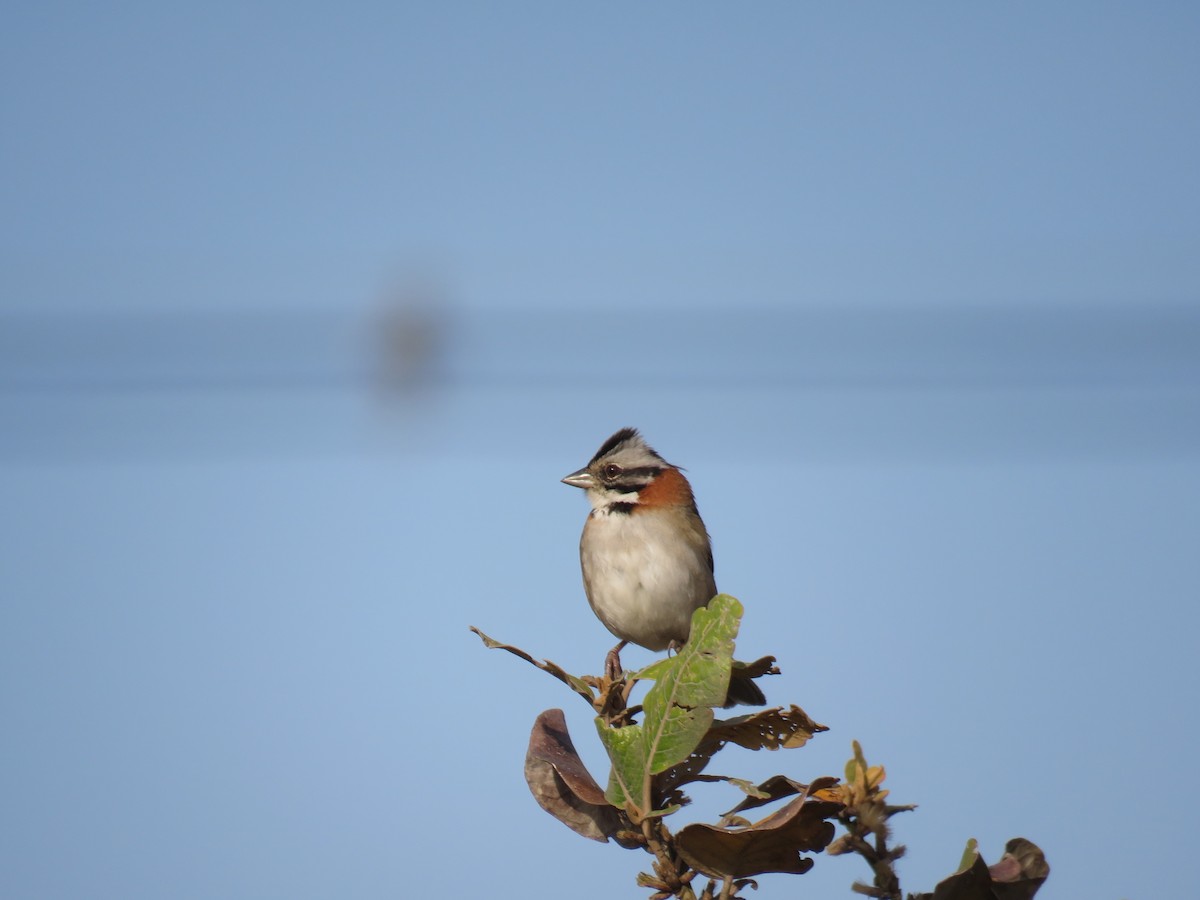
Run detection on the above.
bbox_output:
[562,427,765,707]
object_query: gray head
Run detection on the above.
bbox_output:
[561,428,670,505]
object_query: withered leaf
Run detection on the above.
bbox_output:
[733,655,779,679]
[722,776,772,799]
[525,709,630,844]
[989,838,1050,900]
[710,704,828,751]
[910,838,1050,900]
[652,739,725,809]
[675,783,841,878]
[916,853,995,900]
[720,774,829,821]
[470,626,595,705]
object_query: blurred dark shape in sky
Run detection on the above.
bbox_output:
[1,305,1198,461]
[3,305,1198,394]
[374,303,446,395]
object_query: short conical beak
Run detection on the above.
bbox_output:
[561,467,594,489]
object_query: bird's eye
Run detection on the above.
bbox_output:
[602,463,623,480]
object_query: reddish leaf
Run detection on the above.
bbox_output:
[989,838,1050,900]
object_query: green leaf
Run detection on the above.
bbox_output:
[594,594,744,818]
[596,717,643,811]
[957,837,980,873]
[633,657,673,681]
[846,739,870,784]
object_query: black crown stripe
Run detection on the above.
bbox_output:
[589,427,641,465]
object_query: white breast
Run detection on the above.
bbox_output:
[579,508,717,651]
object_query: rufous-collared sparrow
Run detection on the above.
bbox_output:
[562,428,765,707]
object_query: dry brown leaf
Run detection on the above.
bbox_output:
[923,853,995,900]
[989,838,1050,900]
[710,704,828,751]
[721,774,841,821]
[470,626,595,705]
[525,708,631,844]
[675,781,841,878]
[732,655,779,679]
[910,838,1050,900]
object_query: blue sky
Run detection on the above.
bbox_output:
[2,4,1198,899]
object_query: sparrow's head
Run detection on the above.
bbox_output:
[562,428,694,511]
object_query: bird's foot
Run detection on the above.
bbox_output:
[604,640,628,682]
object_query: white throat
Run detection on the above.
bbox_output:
[586,488,638,511]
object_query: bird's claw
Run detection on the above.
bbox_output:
[604,648,624,681]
